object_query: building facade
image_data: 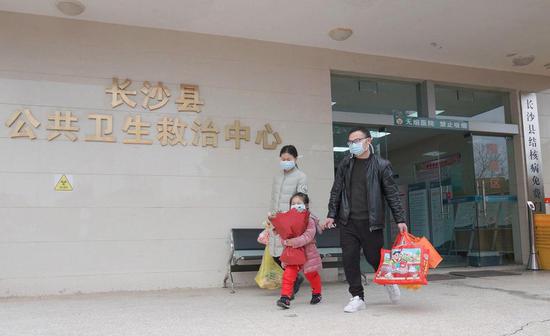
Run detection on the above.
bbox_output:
[1,11,550,297]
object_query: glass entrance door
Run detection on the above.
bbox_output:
[390,132,519,267]
[382,129,518,267]
[469,135,517,265]
[375,127,472,266]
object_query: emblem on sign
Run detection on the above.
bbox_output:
[55,175,73,192]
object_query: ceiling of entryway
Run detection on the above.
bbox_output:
[1,0,550,76]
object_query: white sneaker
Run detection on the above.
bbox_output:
[385,285,400,304]
[343,296,366,313]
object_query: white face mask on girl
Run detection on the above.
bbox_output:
[290,203,307,212]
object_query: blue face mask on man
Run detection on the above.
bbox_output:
[280,160,296,171]
[349,142,366,156]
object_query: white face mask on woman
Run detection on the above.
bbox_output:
[280,160,296,171]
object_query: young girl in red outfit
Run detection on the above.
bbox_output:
[276,192,323,309]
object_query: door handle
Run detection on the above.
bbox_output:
[482,180,487,217]
[440,186,449,219]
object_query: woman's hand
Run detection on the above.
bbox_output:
[283,239,293,247]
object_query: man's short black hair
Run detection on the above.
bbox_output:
[348,127,371,138]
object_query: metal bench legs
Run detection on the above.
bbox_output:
[223,255,236,293]
[223,270,235,294]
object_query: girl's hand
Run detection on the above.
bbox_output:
[283,239,292,247]
[267,212,276,220]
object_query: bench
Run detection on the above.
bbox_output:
[223,228,343,293]
[316,228,343,267]
[223,228,265,293]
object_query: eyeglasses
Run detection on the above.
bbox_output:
[347,137,367,146]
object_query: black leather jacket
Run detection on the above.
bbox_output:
[327,154,406,231]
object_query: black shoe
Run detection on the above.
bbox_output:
[293,274,305,297]
[277,296,291,309]
[310,294,322,305]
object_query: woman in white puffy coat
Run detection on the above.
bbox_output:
[267,145,308,295]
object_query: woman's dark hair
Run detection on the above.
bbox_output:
[279,145,298,158]
[289,192,310,207]
[348,127,371,138]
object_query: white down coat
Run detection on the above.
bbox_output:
[267,168,308,257]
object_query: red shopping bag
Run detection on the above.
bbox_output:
[373,233,429,286]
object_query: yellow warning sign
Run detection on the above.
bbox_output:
[55,175,73,191]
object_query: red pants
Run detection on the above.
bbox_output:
[281,265,322,297]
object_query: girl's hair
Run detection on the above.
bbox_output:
[279,145,298,158]
[290,192,310,208]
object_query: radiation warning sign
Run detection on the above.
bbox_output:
[54,174,73,191]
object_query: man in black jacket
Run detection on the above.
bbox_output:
[322,127,408,313]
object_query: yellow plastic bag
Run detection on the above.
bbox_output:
[255,246,283,289]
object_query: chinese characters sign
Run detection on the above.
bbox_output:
[394,112,469,131]
[521,93,545,213]
[105,78,203,113]
[4,78,283,150]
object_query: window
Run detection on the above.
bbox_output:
[435,85,510,123]
[331,75,420,116]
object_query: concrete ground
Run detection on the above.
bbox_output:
[1,269,550,336]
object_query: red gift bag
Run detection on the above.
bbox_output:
[373,233,429,286]
[270,209,309,265]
